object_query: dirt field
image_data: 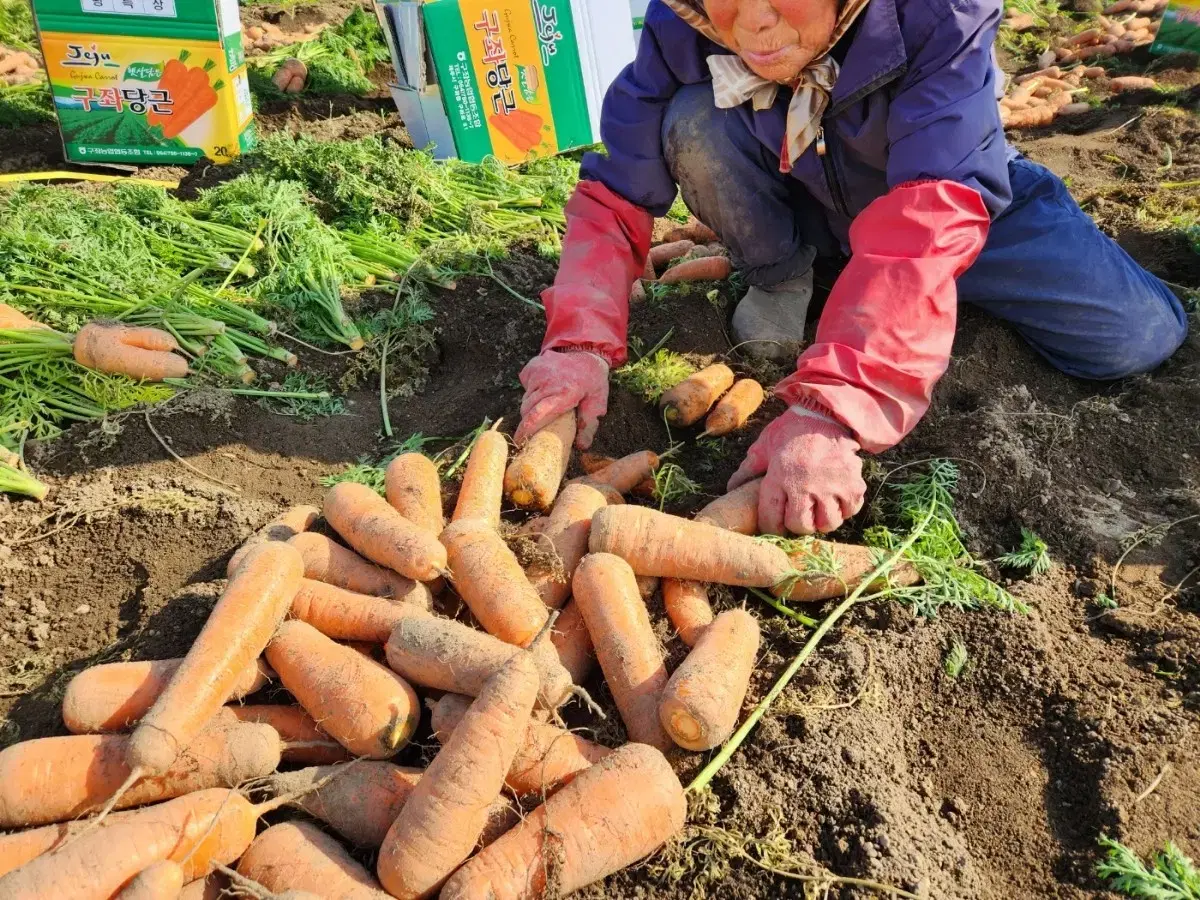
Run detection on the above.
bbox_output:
[1,4,1199,898]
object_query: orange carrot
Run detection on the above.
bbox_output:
[441,743,686,900]
[440,518,548,646]
[238,821,390,899]
[662,221,719,244]
[773,541,920,602]
[0,304,46,330]
[517,515,551,537]
[658,256,732,285]
[113,860,184,900]
[658,609,760,750]
[661,579,714,647]
[647,240,695,272]
[504,412,575,511]
[72,323,188,381]
[577,449,660,495]
[695,478,761,535]
[127,542,303,778]
[376,652,540,899]
[385,453,444,536]
[589,505,792,586]
[179,874,226,900]
[550,599,595,684]
[527,482,611,610]
[226,505,319,576]
[660,363,734,426]
[288,532,428,603]
[1109,75,1157,92]
[62,657,270,734]
[385,615,574,710]
[226,704,349,765]
[264,762,422,848]
[289,578,430,642]
[451,424,508,527]
[325,482,447,583]
[572,553,671,750]
[0,712,280,827]
[703,378,765,437]
[431,694,610,796]
[266,620,419,758]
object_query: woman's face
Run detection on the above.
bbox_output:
[705,0,839,83]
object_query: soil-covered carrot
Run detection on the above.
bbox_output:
[324,482,447,583]
[179,874,226,900]
[238,821,390,899]
[73,322,189,381]
[695,478,762,535]
[658,609,760,751]
[772,540,920,602]
[385,615,574,710]
[62,657,270,735]
[0,713,280,827]
[589,505,792,587]
[288,532,429,603]
[661,579,714,647]
[266,620,420,758]
[573,553,672,750]
[578,450,660,495]
[441,743,686,900]
[127,542,303,778]
[264,761,422,848]
[647,240,695,272]
[658,256,732,285]
[504,412,575,511]
[660,363,735,426]
[662,221,719,244]
[451,424,508,528]
[113,860,185,900]
[377,652,540,899]
[526,483,611,610]
[290,578,430,642]
[226,704,349,765]
[703,378,765,437]
[385,454,445,537]
[550,599,595,684]
[440,518,548,646]
[432,694,610,796]
[226,505,319,576]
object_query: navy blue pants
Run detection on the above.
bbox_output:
[662,85,1188,381]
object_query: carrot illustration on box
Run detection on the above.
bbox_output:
[148,50,223,139]
[488,107,544,155]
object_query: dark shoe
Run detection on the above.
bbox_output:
[730,270,813,361]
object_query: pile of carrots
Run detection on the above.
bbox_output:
[0,45,40,88]
[632,222,734,301]
[0,415,908,899]
[1051,7,1164,63]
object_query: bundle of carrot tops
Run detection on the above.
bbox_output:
[0,409,910,899]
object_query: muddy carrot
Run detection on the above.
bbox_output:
[113,861,184,900]
[550,599,595,684]
[266,620,420,758]
[451,423,508,528]
[517,516,551,537]
[227,505,319,575]
[661,579,714,647]
[440,744,686,900]
[440,518,548,646]
[431,694,610,796]
[662,221,719,244]
[288,532,429,603]
[660,363,735,426]
[376,652,540,899]
[324,482,447,582]
[658,256,732,285]
[527,483,612,610]
[289,578,430,642]
[385,454,444,537]
[62,657,270,735]
[647,240,695,272]
[504,412,575,511]
[73,323,188,381]
[226,704,349,765]
[577,449,660,495]
[772,540,920,602]
[238,821,390,899]
[572,553,672,750]
[703,379,765,437]
[264,762,422,848]
[589,505,792,587]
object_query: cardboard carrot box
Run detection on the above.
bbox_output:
[30,0,254,165]
[1152,0,1200,54]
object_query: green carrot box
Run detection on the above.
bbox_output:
[30,0,254,165]
[1152,0,1200,54]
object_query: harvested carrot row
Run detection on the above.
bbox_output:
[441,743,687,900]
[658,256,732,285]
[589,505,792,587]
[659,609,760,751]
[527,482,612,610]
[662,221,719,244]
[377,652,540,899]
[451,422,508,528]
[264,761,422,848]
[226,505,319,575]
[550,598,595,684]
[324,482,447,583]
[385,453,445,536]
[226,704,349,765]
[440,518,549,646]
[577,449,660,495]
[573,553,672,750]
[288,532,429,603]
[504,412,575,511]
[432,693,610,796]
[113,860,185,900]
[662,579,714,647]
[773,540,920,602]
[660,363,735,426]
[385,615,574,710]
[62,657,270,734]
[266,620,420,758]
[703,378,765,437]
[126,542,303,779]
[238,821,391,899]
[289,578,430,642]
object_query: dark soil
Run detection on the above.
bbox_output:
[1,4,1199,898]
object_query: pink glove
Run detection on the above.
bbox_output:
[728,406,866,535]
[514,349,610,449]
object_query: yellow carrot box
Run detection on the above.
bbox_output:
[30,0,254,165]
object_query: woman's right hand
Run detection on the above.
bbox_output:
[514,349,610,450]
